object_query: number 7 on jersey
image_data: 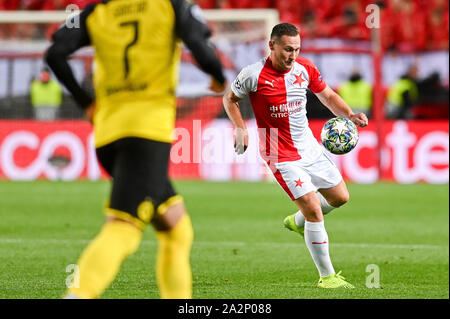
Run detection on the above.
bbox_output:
[120,20,139,79]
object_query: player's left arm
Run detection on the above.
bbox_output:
[171,0,227,93]
[315,85,368,127]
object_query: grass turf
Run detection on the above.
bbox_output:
[0,180,448,299]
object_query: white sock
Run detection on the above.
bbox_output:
[294,193,336,228]
[294,210,305,227]
[304,221,335,277]
[317,192,336,214]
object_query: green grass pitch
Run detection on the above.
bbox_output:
[0,180,448,299]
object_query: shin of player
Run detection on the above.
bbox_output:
[153,197,194,299]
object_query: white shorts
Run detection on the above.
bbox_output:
[269,152,342,200]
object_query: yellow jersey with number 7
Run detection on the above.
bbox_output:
[86,0,181,147]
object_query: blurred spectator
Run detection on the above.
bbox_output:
[377,0,396,51]
[275,0,302,26]
[16,23,40,39]
[196,0,215,9]
[299,10,321,40]
[307,0,343,22]
[229,0,253,9]
[0,0,23,10]
[1,0,448,54]
[429,0,449,11]
[198,0,273,9]
[24,0,99,10]
[229,0,273,8]
[390,0,427,52]
[412,71,450,118]
[386,65,419,118]
[0,0,24,39]
[30,67,63,121]
[23,0,66,10]
[417,71,450,104]
[216,0,232,9]
[23,0,48,10]
[427,7,449,50]
[324,0,370,41]
[338,70,373,117]
[68,0,98,9]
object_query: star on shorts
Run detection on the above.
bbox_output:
[295,178,304,187]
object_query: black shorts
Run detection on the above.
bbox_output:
[96,137,177,226]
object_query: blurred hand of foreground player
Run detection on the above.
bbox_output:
[209,77,228,94]
[350,113,368,127]
[85,102,96,124]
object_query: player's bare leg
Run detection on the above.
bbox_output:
[318,180,350,208]
[285,180,349,236]
[153,198,193,299]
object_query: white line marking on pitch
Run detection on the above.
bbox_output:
[0,238,446,250]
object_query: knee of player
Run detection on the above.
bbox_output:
[330,193,350,208]
[155,214,194,248]
[102,217,144,255]
[303,206,324,222]
[153,197,193,244]
[307,210,324,222]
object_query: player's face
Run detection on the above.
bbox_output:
[269,35,301,72]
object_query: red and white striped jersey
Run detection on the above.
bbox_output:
[231,56,327,165]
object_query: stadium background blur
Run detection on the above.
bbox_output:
[0,0,448,183]
[0,0,448,300]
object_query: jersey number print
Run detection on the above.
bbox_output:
[120,20,140,79]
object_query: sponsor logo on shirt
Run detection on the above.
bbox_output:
[269,99,305,118]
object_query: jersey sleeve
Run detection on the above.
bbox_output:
[305,60,326,93]
[231,65,258,99]
[170,0,225,85]
[45,3,97,109]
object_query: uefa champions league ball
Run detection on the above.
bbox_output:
[321,117,359,155]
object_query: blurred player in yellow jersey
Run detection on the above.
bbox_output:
[45,0,226,299]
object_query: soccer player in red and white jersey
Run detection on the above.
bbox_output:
[223,23,368,288]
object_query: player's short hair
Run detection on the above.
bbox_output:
[270,23,299,41]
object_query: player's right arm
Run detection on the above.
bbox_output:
[45,4,96,112]
[223,65,258,154]
[170,0,227,93]
[223,88,248,154]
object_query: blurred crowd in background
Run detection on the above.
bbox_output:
[0,0,448,52]
[0,0,448,120]
[200,0,449,52]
